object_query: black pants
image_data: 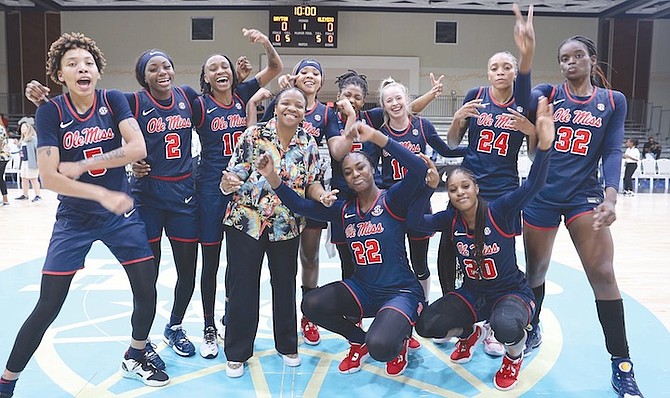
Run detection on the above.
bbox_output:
[223,226,299,362]
[623,162,637,191]
[0,160,8,195]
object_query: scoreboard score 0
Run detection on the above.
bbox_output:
[270,6,338,48]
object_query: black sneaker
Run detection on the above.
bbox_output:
[524,323,542,357]
[145,339,166,370]
[14,195,28,200]
[31,196,42,202]
[611,358,644,398]
[120,354,169,387]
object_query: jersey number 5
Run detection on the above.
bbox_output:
[82,147,107,177]
[477,130,510,156]
[351,239,383,266]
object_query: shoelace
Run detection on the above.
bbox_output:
[303,321,316,331]
[616,371,642,394]
[204,328,217,344]
[173,328,190,344]
[499,359,519,377]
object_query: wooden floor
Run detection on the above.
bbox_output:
[1,187,668,332]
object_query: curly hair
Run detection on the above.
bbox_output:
[46,32,106,85]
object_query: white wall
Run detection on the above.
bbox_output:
[57,9,599,98]
[649,19,670,111]
[0,12,7,94]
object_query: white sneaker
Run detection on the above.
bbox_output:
[432,336,450,344]
[482,322,505,357]
[280,352,301,367]
[120,355,170,387]
[226,361,244,378]
[199,325,219,359]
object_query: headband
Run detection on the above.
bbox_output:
[136,49,173,81]
[292,59,323,77]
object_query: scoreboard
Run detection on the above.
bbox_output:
[269,6,338,48]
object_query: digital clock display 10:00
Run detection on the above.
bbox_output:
[270,6,338,48]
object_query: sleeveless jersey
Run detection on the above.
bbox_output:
[35,90,131,213]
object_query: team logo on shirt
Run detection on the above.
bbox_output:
[371,205,383,217]
[99,106,109,116]
[412,128,419,136]
[314,114,322,122]
[597,103,605,112]
[236,103,242,110]
[484,227,491,236]
[178,102,186,110]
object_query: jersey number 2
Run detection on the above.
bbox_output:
[165,133,181,160]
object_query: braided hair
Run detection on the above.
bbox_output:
[558,35,611,89]
[199,54,238,95]
[335,69,369,97]
[446,167,489,280]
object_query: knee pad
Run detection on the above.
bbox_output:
[489,296,528,345]
[416,294,473,338]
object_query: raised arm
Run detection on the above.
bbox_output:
[409,72,444,114]
[243,28,283,88]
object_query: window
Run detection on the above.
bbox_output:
[435,21,457,45]
[192,18,214,41]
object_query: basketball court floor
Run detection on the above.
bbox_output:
[0,188,668,397]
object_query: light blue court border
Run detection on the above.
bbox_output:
[0,240,668,397]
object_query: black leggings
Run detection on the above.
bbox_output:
[200,243,222,321]
[151,239,198,322]
[408,237,430,280]
[436,232,458,294]
[0,160,8,195]
[5,260,157,373]
[416,292,529,345]
[301,282,412,362]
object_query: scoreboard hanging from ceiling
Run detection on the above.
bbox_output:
[269,6,338,48]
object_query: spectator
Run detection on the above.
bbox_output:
[622,138,640,196]
[642,136,661,160]
[15,117,42,202]
[0,123,10,205]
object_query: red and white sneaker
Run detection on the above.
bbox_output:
[301,316,321,345]
[450,324,485,364]
[386,338,409,377]
[494,354,523,391]
[338,342,369,374]
[408,335,421,351]
[482,322,505,357]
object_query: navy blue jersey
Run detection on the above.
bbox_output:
[530,83,626,205]
[329,108,384,197]
[461,72,531,199]
[274,138,428,293]
[35,90,132,214]
[194,79,261,193]
[409,149,551,296]
[379,115,462,189]
[128,86,196,178]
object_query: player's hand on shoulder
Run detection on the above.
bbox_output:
[534,96,555,151]
[131,159,151,178]
[101,191,134,215]
[25,80,50,106]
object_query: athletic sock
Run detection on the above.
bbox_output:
[126,346,144,361]
[204,316,215,329]
[596,299,630,359]
[0,377,17,396]
[530,283,545,326]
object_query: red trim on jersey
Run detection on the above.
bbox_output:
[384,117,412,138]
[148,236,162,243]
[475,86,485,100]
[304,101,319,117]
[547,86,557,103]
[199,240,222,246]
[522,220,558,231]
[143,88,175,110]
[174,86,194,115]
[563,83,598,105]
[608,89,615,109]
[43,267,83,276]
[132,92,140,118]
[102,90,115,116]
[195,96,206,129]
[487,208,517,238]
[168,236,199,243]
[418,116,428,144]
[149,171,192,181]
[565,209,594,227]
[408,234,432,241]
[355,191,383,219]
[122,256,155,266]
[52,99,63,121]
[379,305,415,325]
[63,92,98,123]
[448,291,478,321]
[488,86,515,108]
[381,194,405,221]
[340,281,364,321]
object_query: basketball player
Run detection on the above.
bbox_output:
[523,35,644,398]
[1,33,167,398]
[192,28,282,358]
[413,95,554,391]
